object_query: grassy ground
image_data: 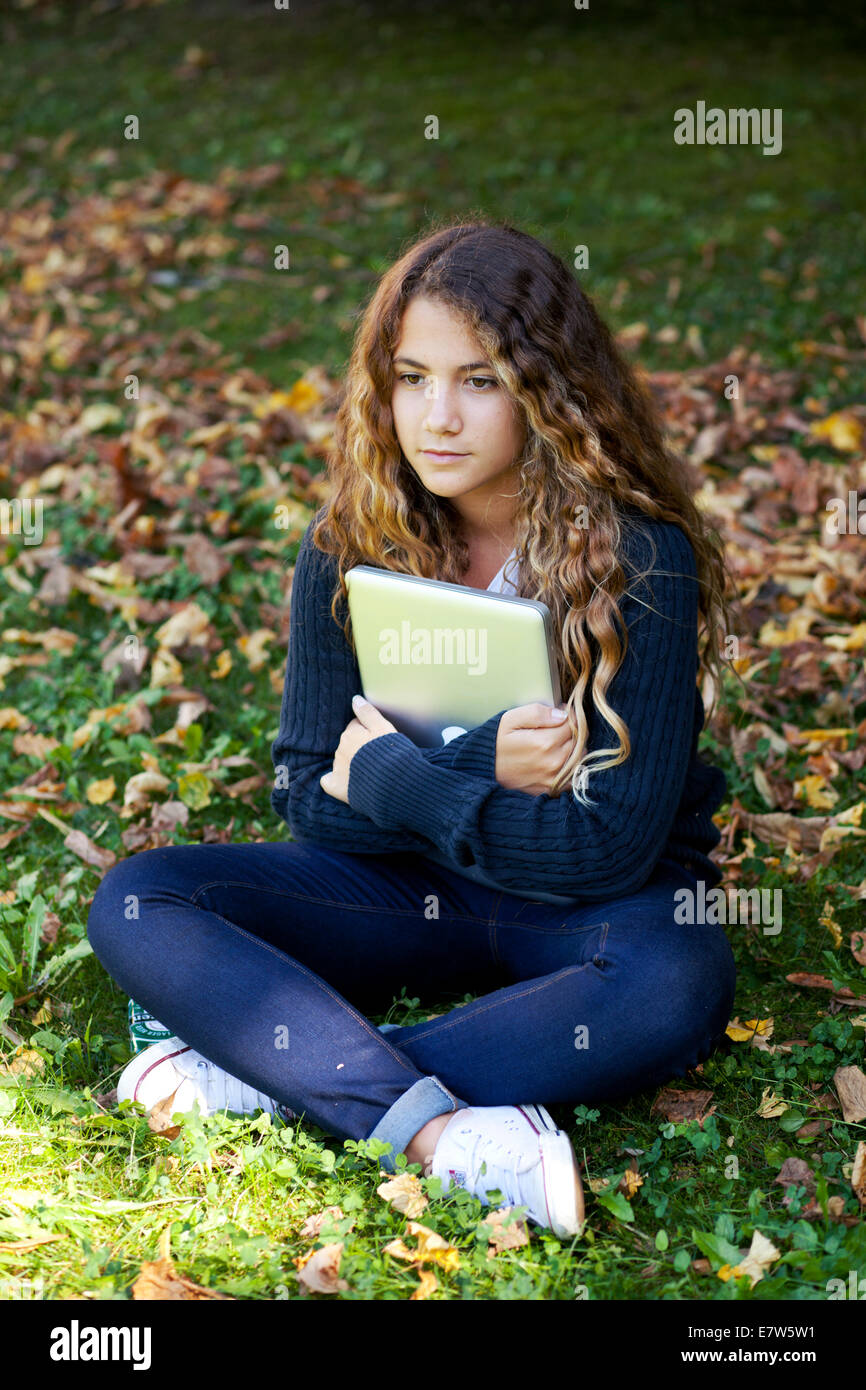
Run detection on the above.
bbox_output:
[1,0,864,1301]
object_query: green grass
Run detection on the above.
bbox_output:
[1,0,865,1301]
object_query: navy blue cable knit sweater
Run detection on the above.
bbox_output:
[270,508,728,905]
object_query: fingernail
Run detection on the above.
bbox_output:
[551,708,567,721]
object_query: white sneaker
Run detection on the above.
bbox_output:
[431,1103,585,1239]
[116,1038,295,1121]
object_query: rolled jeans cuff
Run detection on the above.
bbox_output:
[367,1074,465,1174]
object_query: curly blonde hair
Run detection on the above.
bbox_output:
[310,216,741,803]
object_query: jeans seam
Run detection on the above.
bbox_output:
[495,918,610,936]
[392,960,601,1045]
[170,898,423,1081]
[188,878,497,929]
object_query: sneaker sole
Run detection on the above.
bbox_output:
[516,1103,585,1238]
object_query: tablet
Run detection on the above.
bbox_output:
[345,564,562,748]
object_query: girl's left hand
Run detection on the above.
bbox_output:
[319,695,399,804]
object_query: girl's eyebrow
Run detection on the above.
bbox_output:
[393,355,492,372]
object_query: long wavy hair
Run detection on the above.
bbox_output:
[309,217,740,802]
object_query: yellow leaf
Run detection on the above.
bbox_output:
[756,1086,789,1118]
[238,629,276,672]
[730,1230,781,1289]
[406,1221,460,1272]
[177,772,213,811]
[0,708,30,731]
[758,611,818,647]
[150,648,184,688]
[809,411,864,452]
[210,649,232,680]
[79,403,123,434]
[86,777,116,805]
[410,1268,439,1300]
[824,623,866,652]
[0,1048,45,1078]
[793,774,838,810]
[725,1017,774,1043]
[820,900,842,949]
[283,380,323,413]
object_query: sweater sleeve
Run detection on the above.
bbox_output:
[269,516,509,855]
[345,521,705,900]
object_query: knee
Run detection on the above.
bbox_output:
[86,849,166,957]
[650,923,736,1053]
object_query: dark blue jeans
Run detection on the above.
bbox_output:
[86,842,736,1171]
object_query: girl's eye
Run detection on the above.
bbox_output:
[397,373,497,389]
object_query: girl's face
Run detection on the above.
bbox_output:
[390,296,526,532]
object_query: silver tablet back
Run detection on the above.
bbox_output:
[345,565,562,748]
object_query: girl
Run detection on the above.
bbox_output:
[88,219,738,1241]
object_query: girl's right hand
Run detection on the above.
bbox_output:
[494,703,576,797]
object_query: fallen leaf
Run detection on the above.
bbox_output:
[410,1268,439,1300]
[850,1141,866,1207]
[132,1227,232,1299]
[63,828,116,871]
[483,1206,530,1255]
[650,1087,715,1124]
[297,1207,347,1240]
[0,1233,66,1253]
[726,1017,774,1043]
[405,1221,460,1273]
[377,1172,428,1218]
[0,1048,45,1078]
[756,1086,789,1118]
[834,1065,866,1123]
[147,1087,183,1139]
[294,1242,349,1295]
[717,1231,781,1289]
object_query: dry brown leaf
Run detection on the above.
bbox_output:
[63,828,116,871]
[850,1141,866,1207]
[298,1206,346,1240]
[719,1230,781,1289]
[132,1227,231,1300]
[146,1087,183,1139]
[851,931,866,966]
[0,1233,66,1253]
[834,1065,866,1123]
[483,1206,530,1256]
[382,1237,416,1262]
[0,1048,45,1078]
[405,1221,460,1273]
[376,1171,428,1218]
[756,1086,789,1118]
[410,1268,439,1300]
[650,1087,715,1124]
[294,1242,349,1295]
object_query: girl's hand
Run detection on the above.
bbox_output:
[320,695,399,804]
[494,702,576,797]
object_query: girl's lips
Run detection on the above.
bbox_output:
[424,451,467,460]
